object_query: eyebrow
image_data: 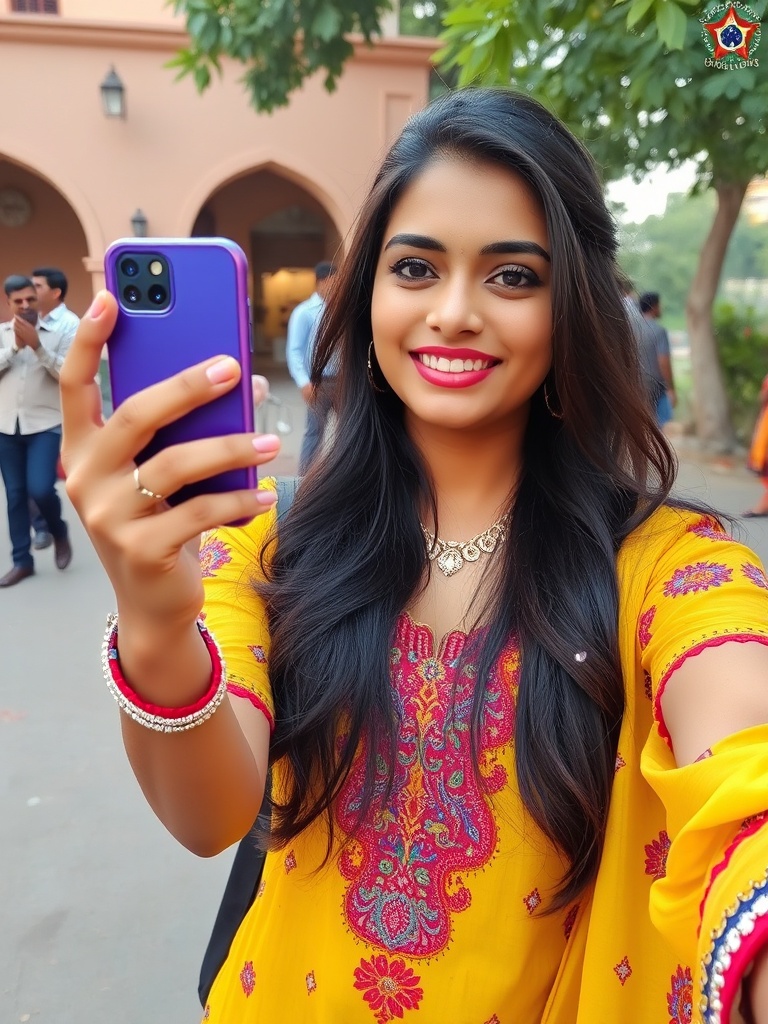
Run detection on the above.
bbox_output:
[383,233,550,262]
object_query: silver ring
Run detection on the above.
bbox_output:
[133,466,165,502]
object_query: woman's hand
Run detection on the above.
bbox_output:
[60,290,279,631]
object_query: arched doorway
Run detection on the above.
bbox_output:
[0,158,90,316]
[191,168,341,358]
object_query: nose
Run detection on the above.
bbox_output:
[425,278,483,337]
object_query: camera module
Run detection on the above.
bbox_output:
[124,285,141,304]
[121,258,140,278]
[148,284,167,306]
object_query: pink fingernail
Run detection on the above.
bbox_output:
[88,292,107,319]
[252,434,280,453]
[206,357,238,384]
[255,490,277,505]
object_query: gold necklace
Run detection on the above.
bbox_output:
[420,514,510,577]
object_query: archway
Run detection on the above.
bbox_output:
[191,168,342,357]
[0,158,90,316]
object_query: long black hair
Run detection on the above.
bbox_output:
[260,88,675,909]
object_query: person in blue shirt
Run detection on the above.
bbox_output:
[285,261,337,472]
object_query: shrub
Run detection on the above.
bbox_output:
[714,302,768,443]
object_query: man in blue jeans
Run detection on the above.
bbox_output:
[0,275,73,587]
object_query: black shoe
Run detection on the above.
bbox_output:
[54,531,72,571]
[0,565,34,587]
[32,530,53,550]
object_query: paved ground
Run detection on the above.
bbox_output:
[2,371,768,1023]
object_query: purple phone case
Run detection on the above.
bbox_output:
[104,238,256,506]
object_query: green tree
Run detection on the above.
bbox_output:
[437,0,768,449]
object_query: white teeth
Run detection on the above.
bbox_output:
[417,353,493,373]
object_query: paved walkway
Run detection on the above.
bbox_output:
[2,380,768,1023]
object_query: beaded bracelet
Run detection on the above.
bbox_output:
[101,613,227,732]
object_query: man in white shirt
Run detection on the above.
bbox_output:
[29,267,81,549]
[0,275,73,586]
[285,261,337,472]
[32,267,80,345]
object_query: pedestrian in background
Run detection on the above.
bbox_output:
[28,267,82,549]
[639,290,676,427]
[61,90,768,1022]
[285,261,337,472]
[0,274,72,586]
[745,372,768,517]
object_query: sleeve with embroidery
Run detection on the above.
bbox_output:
[637,513,768,1023]
[200,481,278,731]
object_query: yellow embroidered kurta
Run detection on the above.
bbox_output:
[200,485,768,1024]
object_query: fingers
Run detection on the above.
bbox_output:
[133,487,277,559]
[134,433,281,504]
[60,291,118,445]
[252,375,269,407]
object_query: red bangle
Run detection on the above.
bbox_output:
[101,614,227,732]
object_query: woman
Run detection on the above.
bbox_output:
[745,374,768,517]
[61,90,768,1023]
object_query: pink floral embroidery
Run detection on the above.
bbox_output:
[742,562,768,590]
[689,516,725,541]
[638,606,656,650]
[336,618,518,957]
[240,960,255,997]
[615,753,626,773]
[667,964,693,1023]
[306,970,317,995]
[644,830,671,881]
[614,956,632,985]
[199,536,232,578]
[662,562,732,598]
[523,889,542,915]
[285,850,297,873]
[644,671,653,701]
[248,644,267,663]
[563,904,579,939]
[353,955,423,1023]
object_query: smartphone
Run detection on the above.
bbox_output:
[104,238,255,506]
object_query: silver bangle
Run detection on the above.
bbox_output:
[101,612,228,733]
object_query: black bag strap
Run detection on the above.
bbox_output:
[198,475,299,1007]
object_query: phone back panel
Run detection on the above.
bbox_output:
[105,238,255,505]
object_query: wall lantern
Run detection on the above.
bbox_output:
[100,67,126,118]
[131,209,148,237]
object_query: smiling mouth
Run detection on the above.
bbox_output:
[415,353,498,373]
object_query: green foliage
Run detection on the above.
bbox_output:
[713,302,768,441]
[169,0,394,113]
[437,0,768,188]
[399,0,446,36]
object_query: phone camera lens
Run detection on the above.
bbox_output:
[148,284,167,306]
[121,258,140,278]
[124,285,141,305]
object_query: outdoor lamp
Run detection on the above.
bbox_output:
[131,209,148,237]
[100,67,126,118]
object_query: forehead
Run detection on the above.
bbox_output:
[8,287,36,301]
[32,276,49,286]
[383,156,548,247]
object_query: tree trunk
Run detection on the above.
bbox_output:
[685,180,748,452]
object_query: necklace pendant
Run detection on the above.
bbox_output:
[462,542,481,562]
[437,548,464,576]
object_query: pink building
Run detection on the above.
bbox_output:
[0,0,434,350]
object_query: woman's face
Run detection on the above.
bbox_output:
[371,156,553,436]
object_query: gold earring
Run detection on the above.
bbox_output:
[544,382,564,419]
[367,341,386,393]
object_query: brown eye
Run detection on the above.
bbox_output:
[391,259,436,281]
